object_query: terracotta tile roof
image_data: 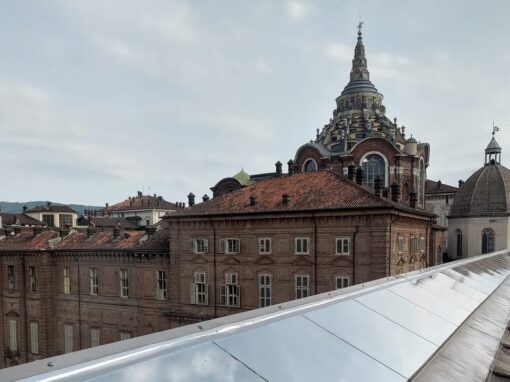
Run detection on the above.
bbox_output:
[425,180,458,195]
[170,170,433,218]
[1,213,44,226]
[25,203,77,214]
[107,194,176,212]
[0,227,168,252]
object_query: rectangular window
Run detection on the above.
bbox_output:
[9,319,17,352]
[295,238,310,254]
[59,214,73,228]
[64,324,73,353]
[7,265,15,292]
[259,238,272,254]
[42,214,55,227]
[335,276,350,289]
[190,238,208,254]
[221,273,240,307]
[120,332,131,340]
[420,236,426,253]
[410,237,419,254]
[156,270,167,300]
[30,322,39,354]
[190,272,208,305]
[90,268,98,295]
[259,273,272,308]
[295,275,309,299]
[63,267,71,294]
[397,235,404,254]
[335,237,350,255]
[29,266,36,293]
[220,238,240,254]
[91,328,100,347]
[120,269,129,298]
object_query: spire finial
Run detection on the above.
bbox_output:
[493,121,500,136]
[357,17,364,37]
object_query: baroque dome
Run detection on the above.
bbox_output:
[450,164,510,217]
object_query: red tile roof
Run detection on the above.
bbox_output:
[106,194,176,212]
[170,170,433,218]
[425,180,458,195]
[0,229,59,250]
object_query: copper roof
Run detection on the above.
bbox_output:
[170,170,433,218]
[106,194,176,212]
[425,180,458,195]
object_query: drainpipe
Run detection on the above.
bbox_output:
[21,255,28,362]
[352,225,359,285]
[388,213,400,276]
[208,220,217,318]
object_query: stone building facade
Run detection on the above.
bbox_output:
[164,171,444,326]
[0,227,170,368]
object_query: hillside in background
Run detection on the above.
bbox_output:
[0,201,102,215]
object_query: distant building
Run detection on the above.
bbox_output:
[0,211,44,229]
[104,191,176,227]
[164,170,444,326]
[24,203,78,228]
[76,215,137,230]
[449,132,508,258]
[425,179,458,257]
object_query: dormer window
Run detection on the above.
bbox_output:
[302,158,318,173]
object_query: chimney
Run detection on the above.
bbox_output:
[47,201,52,206]
[458,179,464,187]
[347,164,356,181]
[282,193,290,205]
[437,180,441,189]
[33,226,43,237]
[275,161,282,177]
[382,188,389,198]
[59,226,70,238]
[188,193,195,207]
[22,206,27,212]
[374,177,382,197]
[355,167,364,185]
[249,194,256,206]
[391,182,401,202]
[410,192,418,208]
[287,159,294,176]
[105,202,109,209]
[113,225,120,238]
[137,191,142,198]
[202,194,210,202]
[87,226,96,238]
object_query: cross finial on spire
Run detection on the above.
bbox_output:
[493,121,500,136]
[357,18,364,36]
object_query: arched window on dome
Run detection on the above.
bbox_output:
[362,153,386,188]
[455,229,463,258]
[302,158,318,173]
[481,228,495,254]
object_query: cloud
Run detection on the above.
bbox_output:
[324,43,353,62]
[284,1,313,20]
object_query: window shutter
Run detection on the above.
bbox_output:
[236,285,241,307]
[189,283,196,304]
[204,284,209,305]
[203,239,209,253]
[343,278,349,288]
[189,239,194,252]
[220,239,226,253]
[220,284,226,306]
[235,239,240,254]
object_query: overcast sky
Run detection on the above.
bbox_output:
[1,0,509,205]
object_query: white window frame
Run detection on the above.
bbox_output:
[120,269,129,298]
[190,272,208,305]
[397,235,404,254]
[90,268,98,296]
[91,328,100,347]
[9,319,17,352]
[63,267,71,294]
[335,276,350,289]
[258,273,272,308]
[220,238,241,254]
[190,238,209,254]
[64,324,73,353]
[156,270,167,300]
[30,321,39,354]
[420,236,426,254]
[29,266,37,293]
[221,273,240,307]
[258,238,272,254]
[295,238,310,255]
[335,237,350,255]
[295,275,309,299]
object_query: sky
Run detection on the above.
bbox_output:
[1,0,510,206]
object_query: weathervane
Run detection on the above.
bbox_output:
[493,121,500,136]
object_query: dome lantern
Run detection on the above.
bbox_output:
[485,124,502,165]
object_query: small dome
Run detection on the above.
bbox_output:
[232,169,251,186]
[450,164,510,217]
[406,136,417,144]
